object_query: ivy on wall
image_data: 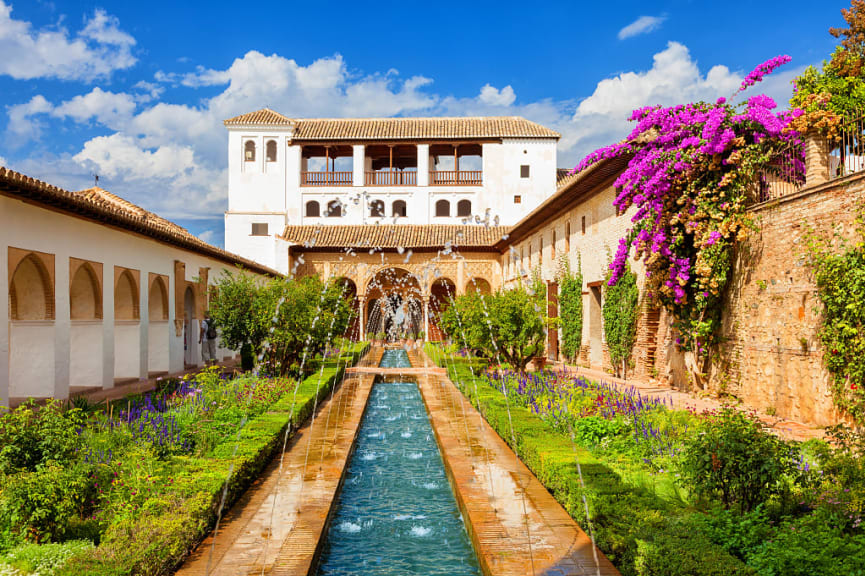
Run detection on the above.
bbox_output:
[602,264,640,378]
[558,254,583,361]
[807,213,865,425]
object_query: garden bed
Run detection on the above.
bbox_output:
[425,343,865,576]
[0,342,368,576]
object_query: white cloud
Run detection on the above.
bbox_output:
[478,84,516,106]
[198,229,217,244]
[618,15,666,40]
[0,2,135,81]
[7,95,53,141]
[15,44,802,222]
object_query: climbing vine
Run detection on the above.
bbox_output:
[602,264,640,378]
[573,55,802,377]
[558,254,583,361]
[806,212,865,425]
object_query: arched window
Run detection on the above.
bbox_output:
[392,200,407,218]
[435,199,450,217]
[306,200,320,217]
[266,140,277,162]
[70,262,102,320]
[327,200,342,217]
[115,270,140,321]
[9,253,54,320]
[370,199,385,217]
[565,221,571,253]
[244,140,256,162]
[457,199,471,217]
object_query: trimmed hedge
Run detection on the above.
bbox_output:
[56,343,368,576]
[425,344,752,576]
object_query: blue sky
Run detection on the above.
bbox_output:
[0,0,846,246]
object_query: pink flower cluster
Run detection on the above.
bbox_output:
[738,55,792,93]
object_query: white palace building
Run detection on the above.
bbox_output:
[223,109,561,272]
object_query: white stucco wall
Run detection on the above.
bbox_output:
[1,194,267,404]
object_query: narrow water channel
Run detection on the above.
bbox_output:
[314,349,480,575]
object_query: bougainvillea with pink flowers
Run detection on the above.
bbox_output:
[573,56,803,372]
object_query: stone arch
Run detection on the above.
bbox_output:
[9,252,54,320]
[149,275,169,321]
[466,277,491,295]
[365,267,424,339]
[114,269,139,321]
[70,261,102,320]
[429,277,457,341]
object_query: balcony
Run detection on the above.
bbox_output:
[365,170,417,186]
[301,171,353,186]
[429,170,483,186]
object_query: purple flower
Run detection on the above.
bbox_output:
[739,55,792,93]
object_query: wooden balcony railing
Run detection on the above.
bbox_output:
[365,171,417,186]
[300,171,353,186]
[429,170,483,186]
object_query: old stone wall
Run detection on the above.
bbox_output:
[708,174,865,426]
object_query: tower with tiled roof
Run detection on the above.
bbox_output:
[223,108,560,270]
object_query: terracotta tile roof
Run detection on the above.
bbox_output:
[223,108,293,126]
[281,225,510,250]
[224,109,560,140]
[0,168,280,277]
[557,168,577,187]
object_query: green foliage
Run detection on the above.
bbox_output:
[0,539,94,575]
[805,215,865,423]
[693,505,773,561]
[680,407,796,512]
[440,287,547,370]
[210,271,354,376]
[602,265,640,376]
[0,463,93,543]
[575,415,630,445]
[0,400,85,473]
[558,255,584,361]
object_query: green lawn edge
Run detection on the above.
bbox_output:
[57,342,369,576]
[424,343,754,576]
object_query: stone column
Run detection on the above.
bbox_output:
[358,296,366,341]
[456,260,465,295]
[0,245,8,407]
[417,144,430,187]
[139,271,149,380]
[423,297,430,341]
[102,261,115,389]
[353,145,365,187]
[805,131,831,188]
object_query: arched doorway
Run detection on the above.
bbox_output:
[148,275,170,374]
[429,277,456,342]
[183,285,198,367]
[365,268,423,340]
[465,277,491,296]
[335,277,359,340]
[70,260,103,390]
[8,251,55,398]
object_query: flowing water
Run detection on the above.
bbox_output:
[314,349,480,575]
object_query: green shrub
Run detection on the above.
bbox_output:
[0,539,94,575]
[0,463,93,542]
[575,415,630,445]
[693,505,773,561]
[680,407,796,511]
[0,400,85,473]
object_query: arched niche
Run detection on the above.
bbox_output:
[149,275,169,321]
[70,260,102,320]
[114,268,140,321]
[466,277,491,295]
[9,251,54,321]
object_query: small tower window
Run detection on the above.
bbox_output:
[435,199,450,217]
[251,222,268,236]
[581,215,587,235]
[370,200,385,217]
[244,140,256,162]
[306,201,320,217]
[514,195,522,204]
[327,200,342,217]
[457,199,471,217]
[392,200,407,218]
[266,140,277,162]
[520,165,530,178]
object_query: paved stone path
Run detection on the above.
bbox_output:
[412,348,620,576]
[176,349,382,576]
